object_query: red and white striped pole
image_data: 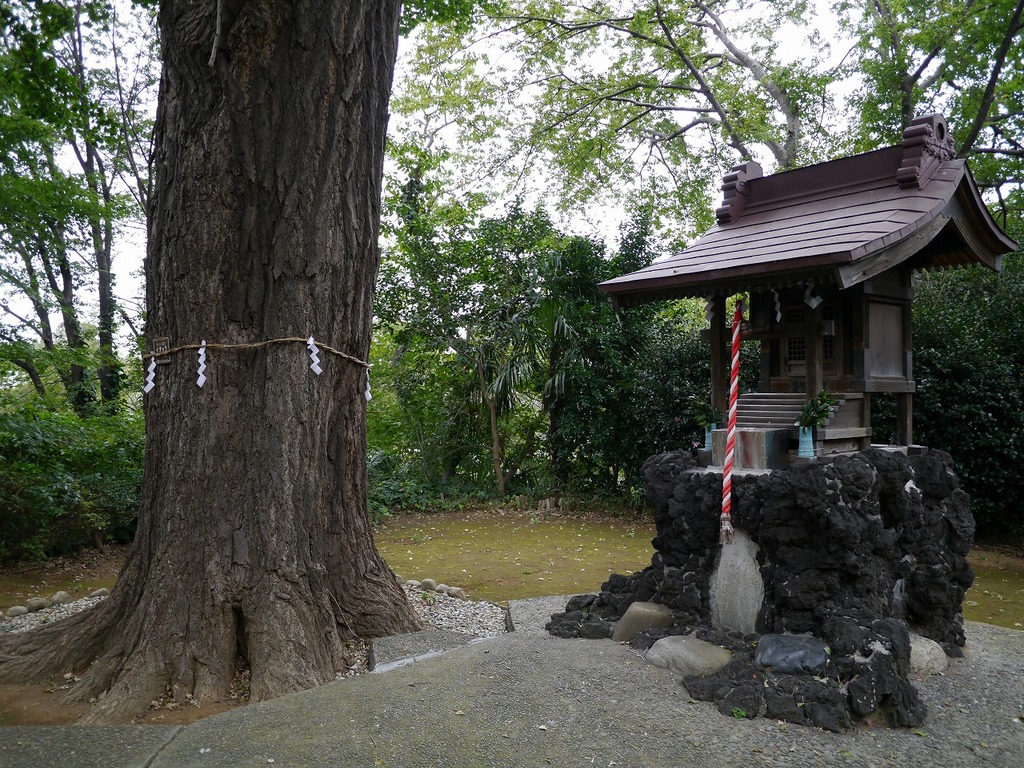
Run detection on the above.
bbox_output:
[721,299,743,544]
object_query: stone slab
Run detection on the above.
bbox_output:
[709,529,763,635]
[712,428,790,470]
[369,629,479,671]
[755,634,830,675]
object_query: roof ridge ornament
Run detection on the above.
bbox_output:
[716,160,762,224]
[897,113,956,190]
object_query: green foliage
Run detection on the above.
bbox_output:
[887,256,1024,536]
[689,395,722,429]
[1,0,156,412]
[796,389,837,428]
[401,0,496,34]
[376,163,563,498]
[0,398,143,561]
[552,310,705,491]
[840,0,1024,218]
[388,0,842,243]
[389,1,1023,245]
[373,172,769,505]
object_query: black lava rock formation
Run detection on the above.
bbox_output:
[545,448,973,730]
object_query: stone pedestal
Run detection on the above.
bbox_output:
[711,428,790,469]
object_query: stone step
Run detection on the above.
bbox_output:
[739,394,805,404]
[736,418,798,428]
[738,403,804,413]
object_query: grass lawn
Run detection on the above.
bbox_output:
[1,508,1021,630]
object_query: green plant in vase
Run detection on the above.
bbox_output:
[690,395,723,450]
[795,389,837,456]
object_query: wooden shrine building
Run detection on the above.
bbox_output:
[600,114,1017,465]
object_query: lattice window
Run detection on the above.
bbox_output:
[786,306,806,324]
[788,336,806,362]
[823,336,835,361]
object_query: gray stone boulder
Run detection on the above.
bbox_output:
[909,632,948,674]
[50,590,72,605]
[646,635,732,677]
[754,634,830,675]
[26,597,52,612]
[419,578,438,591]
[89,588,110,598]
[611,601,674,642]
[6,605,28,618]
[445,586,469,600]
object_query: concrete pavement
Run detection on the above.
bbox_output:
[2,600,1022,768]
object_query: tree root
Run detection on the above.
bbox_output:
[0,564,420,723]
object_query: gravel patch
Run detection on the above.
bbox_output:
[402,583,508,637]
[1,585,509,640]
[0,595,107,633]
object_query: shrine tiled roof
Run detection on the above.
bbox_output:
[601,115,1017,306]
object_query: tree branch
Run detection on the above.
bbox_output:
[958,0,1024,155]
[651,0,753,161]
[692,0,800,167]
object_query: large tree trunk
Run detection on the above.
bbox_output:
[0,0,420,723]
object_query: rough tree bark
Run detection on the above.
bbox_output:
[0,0,421,723]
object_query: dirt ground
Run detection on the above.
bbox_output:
[0,544,127,612]
[0,682,243,726]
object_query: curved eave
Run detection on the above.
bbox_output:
[602,159,1017,308]
[952,165,1017,268]
[603,261,842,308]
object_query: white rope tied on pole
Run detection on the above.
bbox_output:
[721,299,744,544]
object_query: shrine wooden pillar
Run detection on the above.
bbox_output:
[806,300,823,397]
[709,295,727,416]
[897,393,913,446]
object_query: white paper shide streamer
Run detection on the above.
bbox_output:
[143,335,371,394]
[143,358,157,393]
[307,336,323,375]
[772,289,782,323]
[196,340,207,388]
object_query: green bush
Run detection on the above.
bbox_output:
[906,256,1024,538]
[0,404,143,561]
[912,345,1024,535]
[366,451,487,521]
